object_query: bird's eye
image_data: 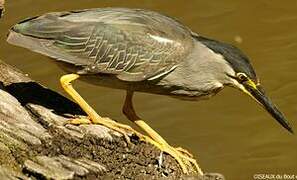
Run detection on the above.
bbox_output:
[237,73,248,82]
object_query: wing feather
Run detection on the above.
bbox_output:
[8,8,195,81]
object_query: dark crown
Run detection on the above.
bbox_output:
[193,35,258,82]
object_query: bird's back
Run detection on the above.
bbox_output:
[7,8,195,81]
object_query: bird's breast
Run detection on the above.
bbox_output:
[164,84,224,101]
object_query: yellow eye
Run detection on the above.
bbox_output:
[237,73,248,82]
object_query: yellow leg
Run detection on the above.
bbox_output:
[61,74,148,143]
[123,91,203,175]
[60,74,203,175]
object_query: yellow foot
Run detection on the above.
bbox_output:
[65,116,141,144]
[65,117,92,125]
[64,117,202,174]
[175,147,194,158]
[145,137,203,175]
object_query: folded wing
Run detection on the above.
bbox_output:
[8,8,194,81]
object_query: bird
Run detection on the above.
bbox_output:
[7,8,293,175]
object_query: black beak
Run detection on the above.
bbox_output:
[244,84,293,134]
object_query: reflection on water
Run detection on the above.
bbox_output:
[1,1,297,179]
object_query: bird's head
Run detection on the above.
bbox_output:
[195,35,293,134]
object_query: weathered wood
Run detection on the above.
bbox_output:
[0,61,224,179]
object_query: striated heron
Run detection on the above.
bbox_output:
[7,8,293,175]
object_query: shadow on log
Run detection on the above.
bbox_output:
[0,61,225,179]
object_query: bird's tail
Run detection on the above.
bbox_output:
[6,12,91,66]
[10,12,72,39]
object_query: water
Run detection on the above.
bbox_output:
[1,1,297,179]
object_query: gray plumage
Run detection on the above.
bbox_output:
[9,8,194,81]
[7,8,255,99]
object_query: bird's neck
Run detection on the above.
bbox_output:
[156,39,234,99]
